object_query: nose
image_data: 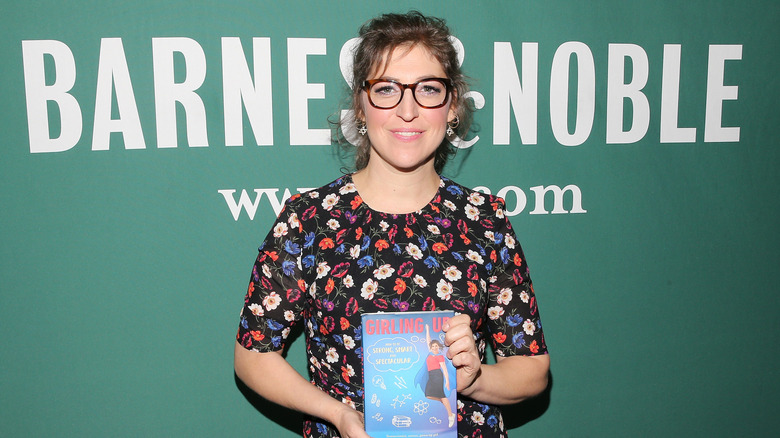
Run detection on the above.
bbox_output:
[395,88,419,121]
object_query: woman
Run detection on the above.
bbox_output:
[420,324,456,428]
[234,11,549,438]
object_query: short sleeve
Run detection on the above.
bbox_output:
[484,206,547,357]
[236,196,309,352]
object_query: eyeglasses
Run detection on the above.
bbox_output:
[362,78,452,109]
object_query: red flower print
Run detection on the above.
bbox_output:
[351,195,363,209]
[432,242,448,254]
[529,340,539,354]
[246,282,254,297]
[467,281,478,297]
[250,331,264,341]
[422,297,436,311]
[404,226,414,238]
[319,238,335,250]
[394,278,407,294]
[398,261,414,277]
[375,239,389,251]
[286,288,301,303]
[335,228,348,244]
[490,250,497,263]
[301,205,316,221]
[460,234,471,245]
[513,253,523,266]
[355,227,363,241]
[493,332,507,343]
[340,317,350,330]
[297,279,307,291]
[452,300,465,311]
[264,251,279,261]
[325,278,335,294]
[345,297,358,317]
[332,262,350,278]
[466,264,479,280]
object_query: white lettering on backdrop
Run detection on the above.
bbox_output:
[21,38,742,152]
[218,184,586,220]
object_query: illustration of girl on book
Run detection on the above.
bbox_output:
[417,324,457,428]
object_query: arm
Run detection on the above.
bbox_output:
[443,315,549,405]
[234,342,371,438]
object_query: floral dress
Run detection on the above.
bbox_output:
[237,174,547,438]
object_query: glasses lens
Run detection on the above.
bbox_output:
[368,81,402,109]
[414,79,448,108]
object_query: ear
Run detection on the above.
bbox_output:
[447,90,458,123]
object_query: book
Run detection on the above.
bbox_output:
[361,311,457,438]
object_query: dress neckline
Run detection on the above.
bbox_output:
[345,173,443,217]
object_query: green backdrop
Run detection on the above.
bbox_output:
[2,1,778,436]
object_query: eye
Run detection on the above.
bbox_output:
[372,82,400,96]
[417,81,444,96]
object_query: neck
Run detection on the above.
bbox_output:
[352,163,440,214]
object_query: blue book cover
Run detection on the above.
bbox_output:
[361,311,457,438]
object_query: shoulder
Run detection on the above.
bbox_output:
[439,177,507,221]
[281,174,355,213]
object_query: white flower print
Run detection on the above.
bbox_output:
[309,282,317,298]
[327,218,340,230]
[427,224,441,235]
[504,233,516,249]
[469,192,485,206]
[273,222,288,237]
[316,262,331,279]
[342,396,356,409]
[349,245,361,259]
[496,207,505,219]
[343,275,354,288]
[322,193,339,211]
[262,292,281,311]
[248,303,264,317]
[443,266,462,281]
[443,200,457,211]
[471,411,485,425]
[487,305,504,320]
[484,231,495,242]
[379,220,389,231]
[339,182,357,194]
[465,204,480,221]
[413,275,428,288]
[520,290,530,303]
[406,243,423,260]
[307,190,320,199]
[281,327,291,339]
[325,347,339,363]
[373,264,395,280]
[361,279,378,300]
[343,335,355,350]
[288,212,300,229]
[284,310,295,322]
[436,279,453,301]
[497,288,513,305]
[523,319,536,336]
[262,264,272,278]
[466,250,484,265]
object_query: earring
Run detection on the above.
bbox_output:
[446,116,459,136]
[357,121,367,136]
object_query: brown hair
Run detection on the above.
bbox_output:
[337,11,472,173]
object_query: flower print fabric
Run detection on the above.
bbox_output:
[237,175,547,438]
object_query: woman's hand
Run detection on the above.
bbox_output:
[442,314,482,393]
[332,406,372,438]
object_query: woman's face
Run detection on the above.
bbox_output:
[360,45,456,173]
[430,342,440,354]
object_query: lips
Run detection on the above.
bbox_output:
[391,129,423,140]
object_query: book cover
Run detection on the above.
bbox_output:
[361,311,457,438]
